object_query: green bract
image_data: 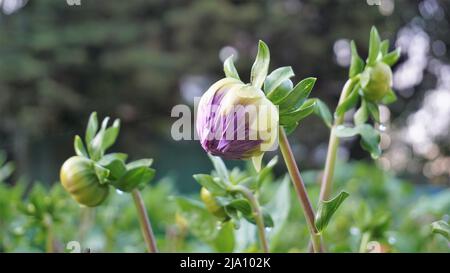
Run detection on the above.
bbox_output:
[60,156,109,207]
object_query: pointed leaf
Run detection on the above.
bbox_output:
[85,112,98,145]
[382,48,401,66]
[380,39,389,56]
[335,84,360,116]
[102,119,120,151]
[74,135,88,157]
[227,199,252,216]
[265,66,295,96]
[101,159,127,180]
[279,77,317,113]
[315,191,349,232]
[207,154,229,182]
[193,174,227,196]
[354,100,368,125]
[313,99,333,128]
[381,89,397,104]
[126,158,153,169]
[114,166,155,192]
[279,99,316,126]
[367,26,381,65]
[366,101,380,122]
[267,79,293,105]
[250,40,270,89]
[223,55,240,80]
[349,41,365,78]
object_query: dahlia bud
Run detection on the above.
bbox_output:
[360,62,393,102]
[200,187,228,220]
[196,77,279,167]
[60,156,109,207]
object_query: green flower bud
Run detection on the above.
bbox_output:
[60,156,109,207]
[200,187,228,220]
[360,62,393,101]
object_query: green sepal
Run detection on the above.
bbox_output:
[223,55,240,80]
[265,66,295,96]
[250,40,270,90]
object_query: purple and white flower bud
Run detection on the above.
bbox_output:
[196,78,279,165]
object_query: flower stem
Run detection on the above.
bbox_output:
[230,185,269,253]
[43,214,54,253]
[131,189,158,253]
[278,126,322,253]
[319,79,356,201]
[359,232,371,253]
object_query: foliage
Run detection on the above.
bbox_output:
[1,158,448,253]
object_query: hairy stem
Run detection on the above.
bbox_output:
[278,126,322,252]
[231,185,269,253]
[132,189,158,253]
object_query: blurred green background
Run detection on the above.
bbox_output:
[0,0,449,252]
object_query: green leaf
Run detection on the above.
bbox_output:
[380,39,390,56]
[126,158,153,169]
[193,174,227,196]
[313,99,333,128]
[174,197,220,242]
[250,40,270,89]
[431,220,450,241]
[262,209,274,228]
[283,122,298,135]
[102,119,120,151]
[98,153,128,165]
[366,101,380,122]
[335,124,381,158]
[243,208,274,228]
[279,77,317,113]
[212,221,235,252]
[74,135,88,157]
[280,99,316,126]
[207,154,229,182]
[381,89,397,104]
[359,125,382,159]
[367,26,381,65]
[114,166,155,192]
[227,199,252,216]
[349,41,365,78]
[90,117,110,160]
[353,100,368,125]
[267,79,293,105]
[223,55,240,80]
[93,163,110,185]
[335,84,360,116]
[382,48,401,67]
[85,112,98,146]
[101,159,127,180]
[264,176,291,241]
[315,191,349,233]
[265,66,295,96]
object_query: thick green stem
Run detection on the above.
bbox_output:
[132,189,158,253]
[319,79,356,201]
[231,185,269,253]
[43,214,54,253]
[359,232,371,253]
[278,127,322,253]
